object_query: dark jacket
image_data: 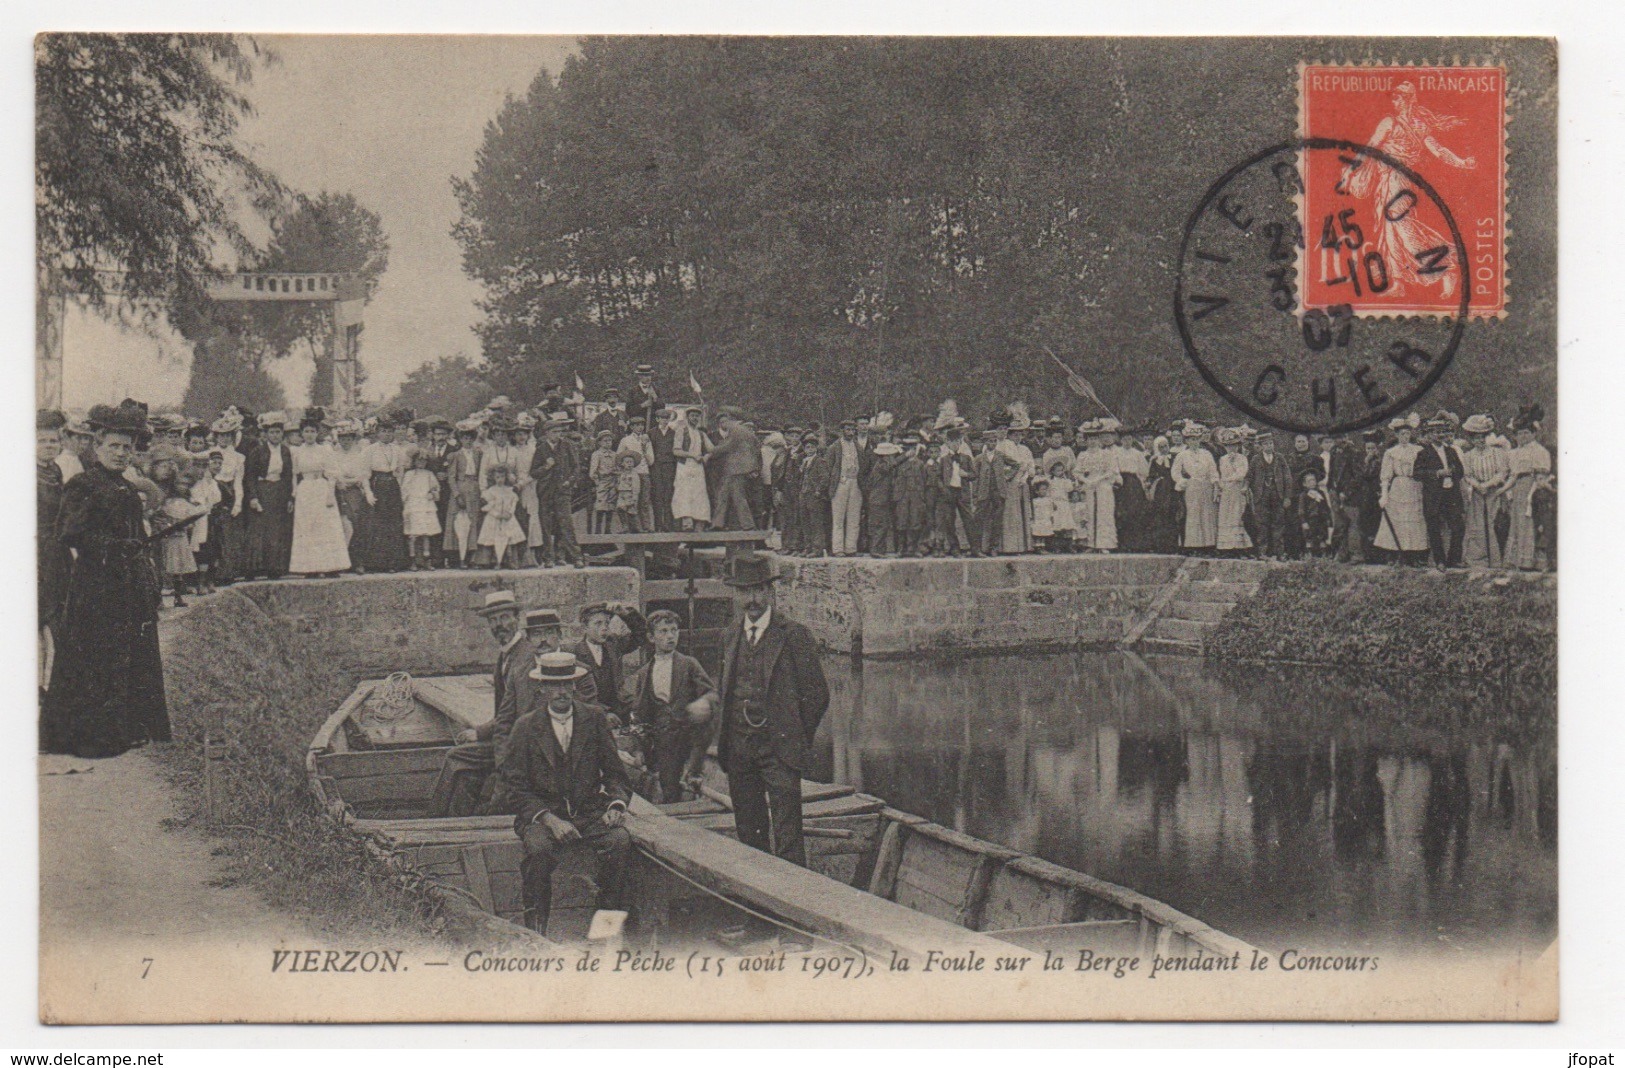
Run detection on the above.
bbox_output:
[1415,442,1466,519]
[1248,450,1295,508]
[500,701,633,830]
[529,437,578,498]
[824,438,870,497]
[241,442,294,507]
[482,637,603,757]
[572,609,646,720]
[626,651,718,732]
[716,612,830,774]
[650,424,676,469]
[709,423,762,478]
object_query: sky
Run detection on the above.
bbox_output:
[62,35,578,410]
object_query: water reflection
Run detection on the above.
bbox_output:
[810,651,1556,953]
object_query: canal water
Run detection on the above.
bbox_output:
[808,651,1556,955]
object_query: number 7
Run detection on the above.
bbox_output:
[141,957,153,978]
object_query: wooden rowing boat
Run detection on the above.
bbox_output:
[308,673,1255,959]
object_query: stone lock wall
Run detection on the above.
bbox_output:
[234,568,640,676]
[770,554,1186,657]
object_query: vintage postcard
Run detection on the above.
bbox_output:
[33,34,1557,1023]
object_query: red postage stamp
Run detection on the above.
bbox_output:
[1298,64,1507,317]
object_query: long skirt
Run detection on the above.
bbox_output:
[1375,476,1427,552]
[1504,475,1541,569]
[520,482,545,548]
[1461,487,1503,569]
[42,552,169,758]
[443,476,483,559]
[1217,482,1253,550]
[240,478,294,577]
[1180,480,1219,548]
[352,472,409,571]
[1116,474,1148,551]
[335,483,369,546]
[672,459,711,524]
[290,476,352,574]
[997,484,1032,554]
[211,508,246,582]
[1079,481,1117,550]
[1145,477,1182,554]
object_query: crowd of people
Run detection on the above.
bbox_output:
[36,366,1557,625]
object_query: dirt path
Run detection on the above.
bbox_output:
[38,747,320,1023]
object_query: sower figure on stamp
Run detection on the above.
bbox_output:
[428,590,529,817]
[500,651,634,937]
[716,552,829,867]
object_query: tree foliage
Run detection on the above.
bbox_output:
[453,38,1555,428]
[380,354,489,422]
[36,33,280,310]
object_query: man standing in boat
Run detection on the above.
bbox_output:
[500,651,634,936]
[716,552,829,867]
[428,590,529,817]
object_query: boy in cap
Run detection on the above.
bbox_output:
[625,609,718,802]
[574,601,648,728]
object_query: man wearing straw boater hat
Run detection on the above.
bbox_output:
[715,552,829,867]
[427,590,529,817]
[500,650,634,936]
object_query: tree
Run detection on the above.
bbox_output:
[452,38,1554,428]
[36,33,280,310]
[173,191,389,415]
[381,354,489,421]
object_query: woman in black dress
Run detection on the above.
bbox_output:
[240,412,295,579]
[41,401,170,758]
[37,410,72,680]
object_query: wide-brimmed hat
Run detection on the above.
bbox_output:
[616,447,644,465]
[37,409,66,432]
[1215,427,1241,446]
[524,608,563,631]
[1389,417,1414,431]
[257,410,288,430]
[529,650,588,683]
[544,412,575,430]
[64,416,95,437]
[872,441,902,456]
[471,590,523,617]
[87,400,149,435]
[722,552,779,589]
[1462,414,1495,435]
[635,363,654,376]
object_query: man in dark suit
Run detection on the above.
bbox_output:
[626,364,662,433]
[705,406,762,530]
[716,553,830,867]
[428,591,530,817]
[1247,433,1295,560]
[649,407,678,532]
[500,651,634,936]
[626,609,719,802]
[574,602,647,727]
[530,414,585,567]
[1416,417,1467,568]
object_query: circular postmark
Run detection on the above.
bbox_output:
[1174,138,1469,435]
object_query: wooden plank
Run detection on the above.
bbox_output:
[463,844,496,912]
[979,865,1077,933]
[577,531,767,545]
[866,820,907,900]
[354,814,513,834]
[412,677,495,729]
[657,797,731,818]
[701,781,858,809]
[642,579,735,602]
[330,770,440,807]
[317,747,449,779]
[625,798,1019,960]
[685,794,884,832]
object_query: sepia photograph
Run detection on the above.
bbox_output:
[28,30,1565,1026]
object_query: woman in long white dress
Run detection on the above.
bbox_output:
[671,407,713,530]
[288,428,351,576]
[1374,419,1429,564]
[1503,413,1553,571]
[1072,423,1121,551]
[1171,425,1220,551]
[1215,428,1253,553]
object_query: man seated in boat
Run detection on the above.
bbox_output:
[573,601,648,728]
[499,651,634,936]
[428,589,530,817]
[625,609,717,804]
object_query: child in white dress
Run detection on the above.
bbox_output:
[401,449,443,570]
[478,464,525,569]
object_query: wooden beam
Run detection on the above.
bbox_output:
[577,531,767,545]
[624,798,1022,960]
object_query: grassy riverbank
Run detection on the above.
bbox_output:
[151,591,445,941]
[1206,560,1557,689]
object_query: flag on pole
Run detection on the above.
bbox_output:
[1041,344,1107,411]
[689,372,703,396]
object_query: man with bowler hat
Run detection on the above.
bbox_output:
[428,589,529,816]
[716,552,829,867]
[500,650,633,936]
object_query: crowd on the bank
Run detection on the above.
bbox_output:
[36,366,1557,629]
